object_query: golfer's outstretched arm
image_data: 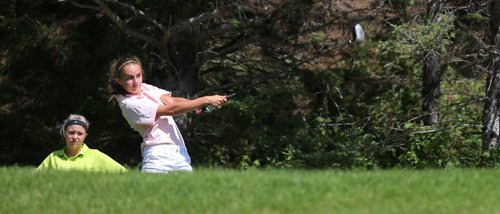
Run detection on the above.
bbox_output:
[157,95,227,116]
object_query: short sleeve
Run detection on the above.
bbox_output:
[92,150,127,173]
[120,100,158,125]
[37,155,52,170]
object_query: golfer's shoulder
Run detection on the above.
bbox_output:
[142,83,155,89]
[46,149,65,158]
[143,83,170,95]
[85,148,115,160]
[86,148,105,156]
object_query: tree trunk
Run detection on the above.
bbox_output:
[422,0,443,125]
[423,49,441,125]
[482,0,500,151]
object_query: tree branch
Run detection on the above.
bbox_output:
[66,0,162,47]
[95,0,161,47]
[103,0,166,33]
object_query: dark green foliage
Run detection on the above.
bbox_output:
[0,0,497,169]
[0,1,144,166]
[189,77,309,168]
[186,28,490,169]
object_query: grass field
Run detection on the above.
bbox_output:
[1,167,499,213]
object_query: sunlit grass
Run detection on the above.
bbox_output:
[1,167,498,213]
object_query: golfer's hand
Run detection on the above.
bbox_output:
[206,95,227,108]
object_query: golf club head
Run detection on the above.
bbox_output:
[353,23,365,42]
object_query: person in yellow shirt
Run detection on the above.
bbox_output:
[37,114,126,173]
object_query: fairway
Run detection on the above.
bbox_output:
[1,167,499,213]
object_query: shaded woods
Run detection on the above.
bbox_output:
[1,0,498,168]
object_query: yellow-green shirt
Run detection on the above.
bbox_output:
[37,144,127,173]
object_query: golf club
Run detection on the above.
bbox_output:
[196,23,366,114]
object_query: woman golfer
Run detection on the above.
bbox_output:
[108,55,227,173]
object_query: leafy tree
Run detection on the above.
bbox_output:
[1,0,497,169]
[0,0,143,166]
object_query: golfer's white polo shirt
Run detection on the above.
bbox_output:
[116,83,191,163]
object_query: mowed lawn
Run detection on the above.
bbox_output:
[1,167,499,213]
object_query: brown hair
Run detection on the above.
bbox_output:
[107,55,143,97]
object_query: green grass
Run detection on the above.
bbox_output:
[1,167,499,213]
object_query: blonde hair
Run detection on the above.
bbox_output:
[108,55,143,96]
[59,114,90,136]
